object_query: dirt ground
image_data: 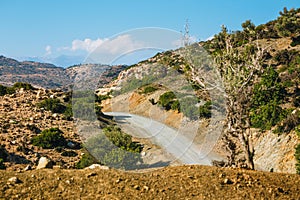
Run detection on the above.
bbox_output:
[0,165,299,200]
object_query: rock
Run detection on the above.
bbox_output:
[224,178,233,184]
[9,120,16,124]
[24,165,32,171]
[115,178,122,183]
[85,164,109,170]
[67,141,76,148]
[143,185,149,191]
[36,157,53,169]
[133,185,140,190]
[8,177,22,184]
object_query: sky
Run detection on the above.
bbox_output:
[1,0,299,67]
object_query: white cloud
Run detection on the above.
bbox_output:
[45,45,52,56]
[70,38,107,53]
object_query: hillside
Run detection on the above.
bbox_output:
[0,56,126,89]
[99,7,300,174]
[0,7,300,200]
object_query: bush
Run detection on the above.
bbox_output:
[63,103,73,120]
[142,86,157,94]
[0,84,15,96]
[102,148,142,170]
[103,126,143,153]
[291,35,300,47]
[31,128,66,149]
[0,159,5,170]
[158,91,176,110]
[295,144,300,174]
[180,97,199,120]
[199,101,212,119]
[37,98,66,114]
[76,151,99,169]
[82,126,143,170]
[13,82,34,90]
[0,85,8,96]
[0,146,8,161]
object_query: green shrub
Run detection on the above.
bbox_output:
[82,126,143,169]
[179,97,199,120]
[63,103,73,120]
[31,128,66,149]
[199,101,212,119]
[158,91,176,110]
[13,82,34,90]
[0,85,7,96]
[103,126,143,153]
[295,144,300,174]
[0,85,15,96]
[102,148,142,170]
[296,125,300,138]
[76,151,99,169]
[142,86,157,94]
[37,98,66,114]
[0,159,5,170]
[0,146,8,161]
[291,35,300,47]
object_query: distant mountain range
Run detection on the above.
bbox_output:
[21,55,86,68]
[0,55,127,89]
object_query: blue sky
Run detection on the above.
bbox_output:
[1,0,299,66]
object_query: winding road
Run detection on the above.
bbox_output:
[104,112,218,165]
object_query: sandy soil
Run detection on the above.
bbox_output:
[0,165,299,200]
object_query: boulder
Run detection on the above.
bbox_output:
[85,164,109,170]
[36,157,53,169]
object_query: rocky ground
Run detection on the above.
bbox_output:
[0,88,82,170]
[0,165,300,199]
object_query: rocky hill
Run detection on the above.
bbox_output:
[99,7,300,174]
[0,7,300,200]
[0,56,126,89]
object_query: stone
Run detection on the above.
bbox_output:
[36,157,53,169]
[85,164,109,170]
[224,178,233,184]
[67,141,76,148]
[8,177,22,184]
[133,185,140,190]
[24,165,32,171]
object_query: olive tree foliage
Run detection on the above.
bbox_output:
[213,26,268,169]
